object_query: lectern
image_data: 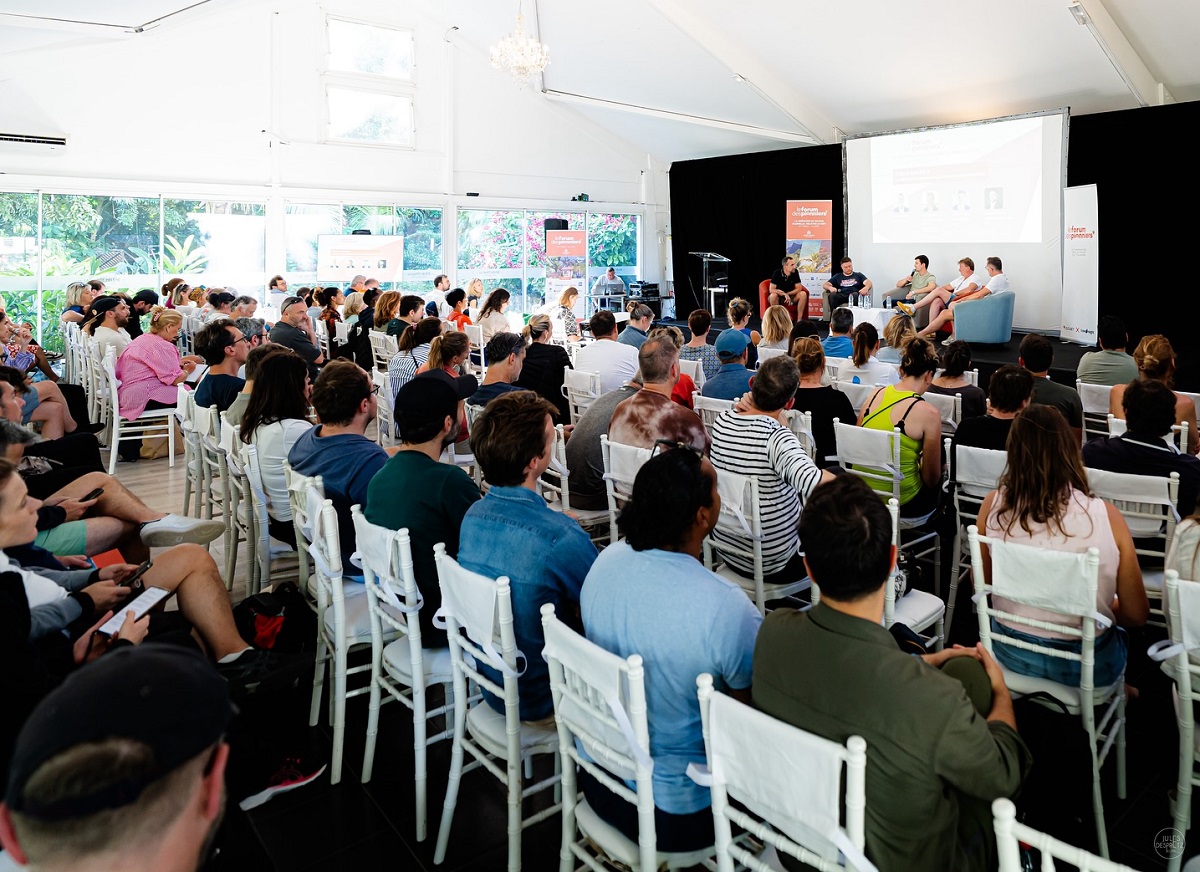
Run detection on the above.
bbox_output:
[689,251,731,315]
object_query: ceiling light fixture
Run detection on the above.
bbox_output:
[490,1,549,87]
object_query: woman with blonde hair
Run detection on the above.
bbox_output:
[465,277,485,308]
[790,336,855,468]
[514,313,572,421]
[372,291,401,331]
[1109,334,1198,454]
[343,291,366,325]
[418,330,471,377]
[878,313,916,364]
[977,404,1147,685]
[61,281,96,324]
[162,278,191,309]
[758,304,793,352]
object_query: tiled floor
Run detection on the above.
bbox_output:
[110,452,1197,871]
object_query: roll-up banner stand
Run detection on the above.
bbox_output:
[1061,185,1099,346]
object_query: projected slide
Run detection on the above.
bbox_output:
[846,112,1066,332]
[317,235,404,283]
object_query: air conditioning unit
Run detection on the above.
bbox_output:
[0,133,68,152]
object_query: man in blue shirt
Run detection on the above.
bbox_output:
[700,329,754,401]
[581,447,761,850]
[821,306,854,358]
[191,319,248,413]
[458,390,597,721]
[288,360,391,568]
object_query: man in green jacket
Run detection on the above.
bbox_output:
[752,475,1031,871]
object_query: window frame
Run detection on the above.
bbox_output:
[321,14,417,150]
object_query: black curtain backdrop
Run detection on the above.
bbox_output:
[669,101,1200,386]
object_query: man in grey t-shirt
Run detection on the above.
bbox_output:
[1076,316,1139,386]
[565,380,641,510]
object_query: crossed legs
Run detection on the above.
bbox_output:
[140,544,247,661]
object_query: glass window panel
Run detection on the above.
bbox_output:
[526,211,585,309]
[342,204,394,236]
[0,192,43,346]
[285,203,342,286]
[327,87,414,146]
[397,208,443,290]
[164,200,266,299]
[587,212,641,291]
[457,209,528,311]
[327,19,414,81]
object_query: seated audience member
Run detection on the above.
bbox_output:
[268,295,324,381]
[1109,334,1199,455]
[1076,315,1138,386]
[951,364,1033,454]
[753,474,1031,872]
[458,391,598,720]
[574,310,639,394]
[191,319,248,413]
[549,286,581,342]
[387,316,443,401]
[476,288,511,344]
[425,275,450,319]
[820,306,855,358]
[917,256,1008,341]
[514,314,572,422]
[564,375,642,512]
[758,305,793,352]
[163,277,191,309]
[126,288,159,340]
[289,360,391,567]
[878,312,916,364]
[344,287,379,370]
[788,319,820,353]
[371,291,401,334]
[840,322,897,386]
[417,330,470,378]
[710,355,833,584]
[84,295,132,359]
[821,255,872,316]
[234,316,267,352]
[366,377,480,646]
[647,325,697,408]
[239,353,314,546]
[60,281,96,325]
[232,294,258,319]
[581,447,762,851]
[897,256,983,322]
[226,344,293,427]
[1084,378,1200,516]
[726,297,761,368]
[0,373,104,490]
[701,330,755,401]
[0,361,72,443]
[342,292,364,326]
[617,302,654,350]
[978,405,1148,686]
[446,288,472,330]
[467,332,527,408]
[1019,333,1083,442]
[0,646,235,871]
[203,291,236,323]
[927,340,987,419]
[609,337,710,453]
[858,337,943,517]
[789,337,855,468]
[679,309,721,381]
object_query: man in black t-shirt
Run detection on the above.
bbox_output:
[821,256,873,318]
[768,255,808,318]
[950,365,1032,468]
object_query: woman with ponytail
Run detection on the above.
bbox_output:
[840,322,897,386]
[1109,334,1199,454]
[514,314,572,421]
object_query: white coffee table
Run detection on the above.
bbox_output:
[850,307,893,330]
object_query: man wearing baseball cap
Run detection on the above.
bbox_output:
[365,374,480,645]
[0,646,235,871]
[83,295,132,359]
[700,328,754,401]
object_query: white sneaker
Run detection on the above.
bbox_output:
[141,514,224,547]
[941,335,956,346]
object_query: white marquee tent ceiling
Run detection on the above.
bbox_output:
[1,0,1196,162]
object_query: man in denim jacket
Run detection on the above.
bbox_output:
[457,391,598,721]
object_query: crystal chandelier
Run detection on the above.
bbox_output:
[489,3,549,86]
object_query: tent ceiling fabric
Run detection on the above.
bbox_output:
[5,0,1197,162]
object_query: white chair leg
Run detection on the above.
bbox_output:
[167,420,175,467]
[362,676,382,785]
[507,757,522,872]
[434,674,470,865]
[1117,689,1127,800]
[557,738,575,872]
[309,635,327,728]
[330,648,347,785]
[107,419,121,474]
[1091,743,1110,858]
[413,683,428,841]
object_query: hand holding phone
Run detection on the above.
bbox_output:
[80,487,104,502]
[119,559,154,590]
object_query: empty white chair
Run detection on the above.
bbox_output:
[372,368,395,447]
[562,368,602,424]
[354,508,454,841]
[370,330,398,371]
[993,798,1137,872]
[600,435,653,544]
[968,527,1126,858]
[220,411,258,593]
[104,350,175,474]
[542,603,715,871]
[883,498,944,649]
[175,385,203,517]
[432,545,561,871]
[694,673,871,872]
[241,443,299,592]
[1077,380,1114,443]
[947,441,1008,636]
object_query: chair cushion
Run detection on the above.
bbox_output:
[1000,664,1121,713]
[320,587,374,644]
[713,565,811,599]
[466,700,559,758]
[382,639,454,686]
[891,590,945,633]
[574,797,715,869]
[1143,569,1164,593]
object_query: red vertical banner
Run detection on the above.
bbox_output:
[786,200,834,318]
[545,230,587,316]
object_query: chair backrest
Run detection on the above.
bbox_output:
[832,420,903,502]
[922,391,962,434]
[831,380,877,415]
[334,319,350,344]
[540,603,658,868]
[372,367,395,447]
[284,461,327,597]
[370,330,398,369]
[692,393,733,433]
[784,408,818,460]
[310,498,351,637]
[352,506,426,651]
[968,527,1103,688]
[703,468,767,612]
[757,346,788,366]
[993,798,1135,872]
[678,357,705,389]
[937,367,979,387]
[824,356,851,382]
[950,443,1007,531]
[696,674,869,872]
[240,443,274,583]
[1077,380,1113,442]
[1086,467,1179,556]
[562,369,602,424]
[1106,413,1188,450]
[600,435,653,543]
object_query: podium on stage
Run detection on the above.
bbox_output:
[689,251,730,315]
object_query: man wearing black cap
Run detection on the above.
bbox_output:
[0,646,234,872]
[83,295,132,359]
[366,374,481,645]
[127,289,160,340]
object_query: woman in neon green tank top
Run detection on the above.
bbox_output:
[857,336,944,517]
